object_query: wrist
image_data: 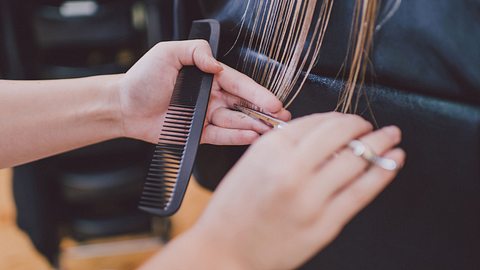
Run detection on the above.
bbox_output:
[141,228,249,270]
[101,74,127,139]
[186,227,249,270]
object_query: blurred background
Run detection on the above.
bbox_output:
[2,0,479,269]
[0,0,211,269]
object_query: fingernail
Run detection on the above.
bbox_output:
[270,108,285,116]
[384,126,401,139]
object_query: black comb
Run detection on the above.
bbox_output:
[139,19,220,216]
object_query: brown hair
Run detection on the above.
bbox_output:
[236,0,380,113]
[338,0,379,113]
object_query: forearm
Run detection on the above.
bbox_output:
[139,229,246,270]
[0,75,123,168]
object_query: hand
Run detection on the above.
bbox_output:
[117,40,290,145]
[186,113,405,269]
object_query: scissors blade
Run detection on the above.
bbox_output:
[234,104,287,129]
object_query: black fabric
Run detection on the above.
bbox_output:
[198,0,480,104]
[13,160,62,265]
[193,1,480,269]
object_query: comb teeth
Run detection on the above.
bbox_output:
[139,101,197,211]
[139,104,195,209]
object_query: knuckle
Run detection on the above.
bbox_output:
[359,119,374,132]
[379,127,400,144]
[322,116,347,130]
[210,89,222,100]
[152,42,164,51]
[194,39,210,48]
[239,131,258,144]
[210,107,221,122]
[344,114,373,130]
[379,128,394,140]
[349,185,369,205]
[326,111,343,118]
[184,43,196,59]
[154,40,172,49]
[298,113,323,123]
[202,130,213,144]
[230,79,241,94]
[191,40,211,57]
[200,55,210,67]
[345,113,365,123]
[338,149,359,164]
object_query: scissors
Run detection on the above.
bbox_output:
[234,104,287,129]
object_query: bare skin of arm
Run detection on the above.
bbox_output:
[0,40,290,168]
[0,75,122,167]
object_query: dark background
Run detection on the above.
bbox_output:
[1,0,479,269]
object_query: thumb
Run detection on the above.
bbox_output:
[176,40,223,74]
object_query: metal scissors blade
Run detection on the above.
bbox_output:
[234,104,287,129]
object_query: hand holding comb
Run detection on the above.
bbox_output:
[139,20,220,216]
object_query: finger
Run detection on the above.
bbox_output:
[210,107,271,134]
[201,125,260,145]
[307,125,402,199]
[272,108,292,122]
[292,114,374,172]
[317,149,406,231]
[170,40,223,74]
[269,112,345,144]
[220,91,292,122]
[215,65,283,113]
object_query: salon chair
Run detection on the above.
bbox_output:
[184,1,480,269]
[1,0,172,265]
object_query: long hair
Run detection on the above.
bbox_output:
[235,0,380,113]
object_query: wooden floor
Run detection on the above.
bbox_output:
[0,169,212,270]
[0,169,51,269]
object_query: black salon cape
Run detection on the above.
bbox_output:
[193,1,480,269]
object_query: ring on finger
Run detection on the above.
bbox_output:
[348,140,399,171]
